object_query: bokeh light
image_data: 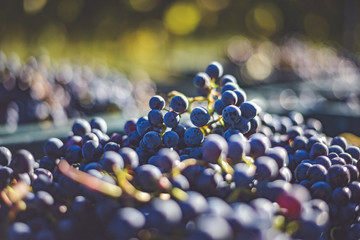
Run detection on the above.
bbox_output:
[164,2,201,35]
[23,0,47,14]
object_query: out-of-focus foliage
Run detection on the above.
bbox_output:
[0,0,359,81]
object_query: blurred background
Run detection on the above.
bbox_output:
[0,0,360,145]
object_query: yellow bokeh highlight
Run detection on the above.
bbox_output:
[197,0,230,12]
[122,22,168,63]
[164,2,201,35]
[246,3,283,37]
[304,14,329,40]
[129,0,160,12]
[23,0,47,14]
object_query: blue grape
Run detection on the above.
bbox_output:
[170,174,189,190]
[72,118,91,136]
[233,117,251,134]
[345,164,359,182]
[286,126,304,141]
[0,146,11,166]
[9,222,33,240]
[103,142,121,152]
[332,187,352,205]
[81,140,103,163]
[163,131,179,148]
[233,163,255,188]
[220,74,237,86]
[99,151,124,172]
[240,102,258,119]
[193,72,210,88]
[294,162,312,182]
[196,168,223,195]
[149,95,165,110]
[331,136,347,150]
[248,134,270,158]
[9,149,35,174]
[135,164,162,192]
[143,198,182,234]
[90,117,107,133]
[43,138,64,159]
[148,109,163,126]
[142,131,162,149]
[190,107,210,127]
[153,148,179,173]
[184,127,204,147]
[346,146,360,160]
[170,95,189,113]
[310,181,332,201]
[205,61,223,80]
[213,99,224,115]
[123,118,137,135]
[188,214,233,240]
[234,89,247,106]
[348,181,360,204]
[329,145,344,155]
[265,147,288,168]
[255,156,279,181]
[178,191,208,222]
[221,82,239,94]
[202,134,228,163]
[227,134,247,163]
[136,118,152,136]
[221,90,238,106]
[314,156,331,169]
[65,145,82,165]
[306,164,327,184]
[309,142,328,160]
[331,156,346,165]
[339,152,354,164]
[163,111,180,128]
[107,207,145,239]
[172,124,186,137]
[119,147,139,169]
[0,167,13,190]
[222,105,241,126]
[326,165,350,188]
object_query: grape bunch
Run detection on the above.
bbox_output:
[0,61,360,240]
[0,52,155,127]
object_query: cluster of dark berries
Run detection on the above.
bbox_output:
[0,52,155,127]
[0,61,359,240]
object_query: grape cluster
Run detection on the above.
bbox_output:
[0,61,360,240]
[0,52,154,127]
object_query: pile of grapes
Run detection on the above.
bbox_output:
[0,52,155,126]
[0,61,360,240]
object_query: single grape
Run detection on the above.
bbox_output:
[163,131,179,148]
[205,61,223,80]
[184,127,204,147]
[222,105,241,126]
[193,72,211,88]
[190,107,210,127]
[221,90,238,106]
[240,102,259,119]
[43,138,64,159]
[202,134,228,164]
[170,95,189,113]
[148,109,163,127]
[0,146,11,166]
[90,117,107,133]
[149,95,165,110]
[72,118,91,136]
[163,111,180,128]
